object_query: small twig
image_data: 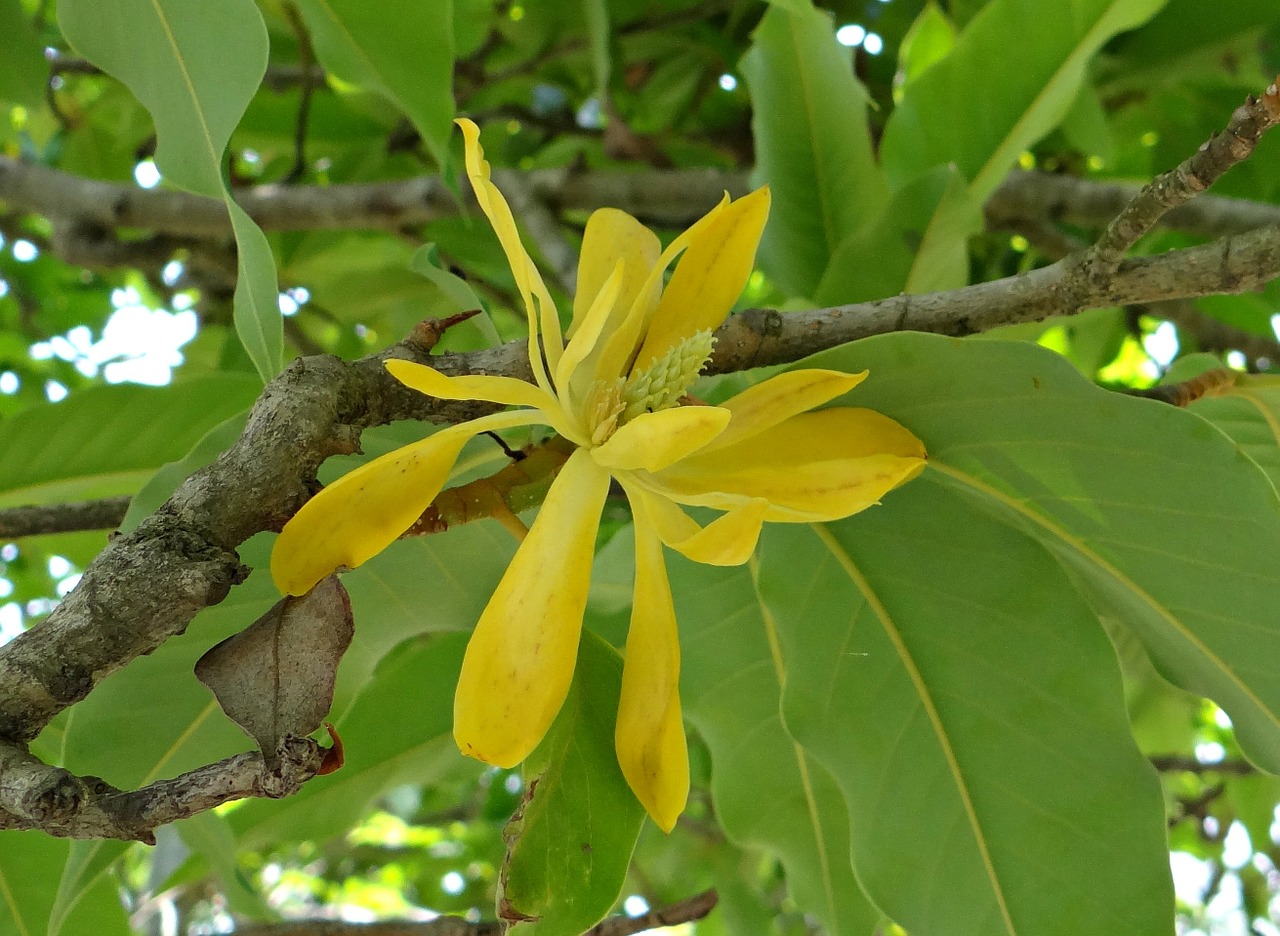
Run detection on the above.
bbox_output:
[281,3,317,183]
[0,496,132,539]
[0,737,325,843]
[1149,754,1256,775]
[1084,75,1280,281]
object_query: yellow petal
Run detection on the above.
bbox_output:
[271,409,543,596]
[651,408,926,521]
[591,405,730,473]
[386,359,557,411]
[593,196,729,383]
[698,368,869,454]
[625,483,767,566]
[457,118,563,386]
[571,208,661,340]
[556,259,623,408]
[454,448,611,767]
[616,503,689,832]
[634,186,771,369]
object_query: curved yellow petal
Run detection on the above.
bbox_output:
[591,405,730,473]
[571,208,660,339]
[271,409,543,596]
[616,503,689,832]
[594,196,729,383]
[626,484,768,566]
[457,118,563,385]
[634,186,771,369]
[698,368,869,454]
[651,408,926,521]
[453,448,611,767]
[386,359,557,412]
[556,259,623,409]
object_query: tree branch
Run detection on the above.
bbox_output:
[230,888,717,936]
[0,737,324,843]
[0,496,132,539]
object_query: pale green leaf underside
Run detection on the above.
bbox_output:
[760,482,1171,936]
[809,333,1280,773]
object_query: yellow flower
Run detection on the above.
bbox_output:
[271,118,926,832]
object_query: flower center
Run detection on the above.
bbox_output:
[581,331,716,447]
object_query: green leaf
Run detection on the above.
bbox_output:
[176,812,272,919]
[880,0,1167,199]
[502,630,645,936]
[292,0,456,171]
[810,333,1280,775]
[896,1,957,89]
[742,2,888,299]
[0,376,260,508]
[1179,374,1280,494]
[670,553,881,935]
[58,0,282,380]
[0,833,128,936]
[815,165,979,306]
[760,482,1173,936]
[581,0,611,101]
[0,0,45,108]
[1113,0,1280,66]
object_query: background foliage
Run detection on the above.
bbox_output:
[3,0,1280,934]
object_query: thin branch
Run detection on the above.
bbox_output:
[1083,75,1280,280]
[231,888,717,936]
[281,3,317,183]
[0,737,324,842]
[0,496,131,539]
[1150,754,1256,776]
[46,50,328,93]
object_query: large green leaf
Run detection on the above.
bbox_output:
[58,0,282,380]
[880,0,1167,199]
[809,333,1280,775]
[0,376,260,508]
[292,0,456,171]
[742,2,887,299]
[670,550,881,936]
[760,482,1172,936]
[504,630,645,936]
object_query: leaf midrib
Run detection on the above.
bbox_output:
[809,523,1020,936]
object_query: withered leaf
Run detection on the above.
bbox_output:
[195,575,353,759]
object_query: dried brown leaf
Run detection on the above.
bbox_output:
[195,575,353,759]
